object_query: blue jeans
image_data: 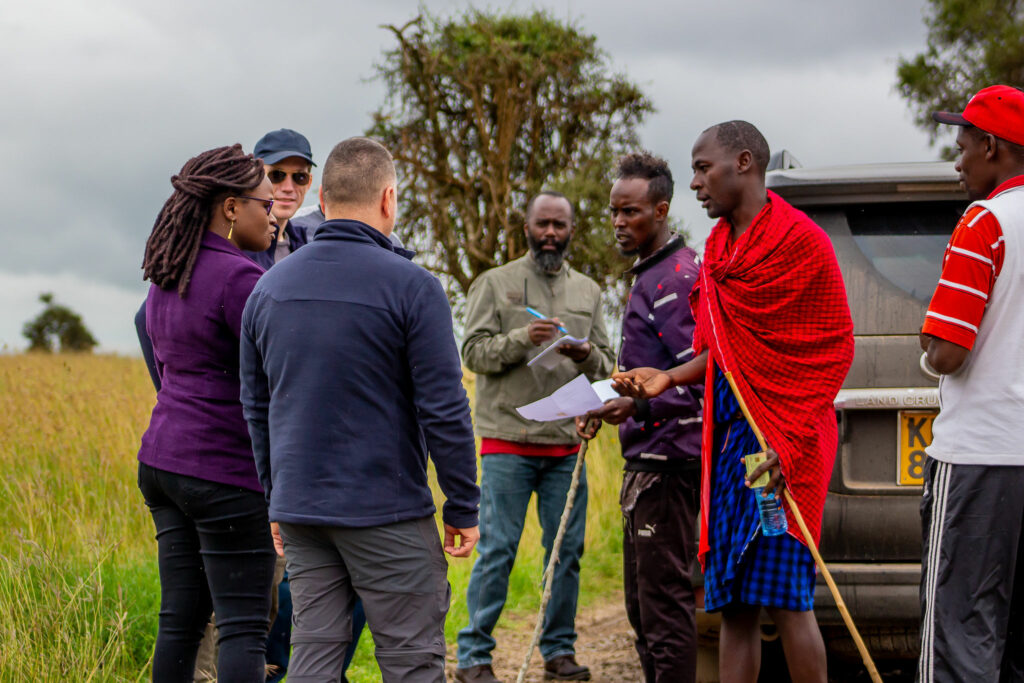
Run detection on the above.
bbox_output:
[457,453,587,667]
[265,575,366,682]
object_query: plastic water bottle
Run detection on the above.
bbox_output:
[745,452,788,537]
[753,486,788,537]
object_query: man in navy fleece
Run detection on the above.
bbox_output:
[240,136,479,683]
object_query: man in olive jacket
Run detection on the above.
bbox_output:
[455,191,615,683]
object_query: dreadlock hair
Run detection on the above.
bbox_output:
[142,144,263,297]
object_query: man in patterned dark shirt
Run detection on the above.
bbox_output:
[578,152,703,682]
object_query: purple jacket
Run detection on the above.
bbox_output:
[618,235,703,470]
[138,231,265,491]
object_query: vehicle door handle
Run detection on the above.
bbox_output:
[919,351,940,381]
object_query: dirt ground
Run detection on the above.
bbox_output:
[445,592,643,682]
[441,594,918,683]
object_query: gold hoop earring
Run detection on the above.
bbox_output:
[228,220,234,240]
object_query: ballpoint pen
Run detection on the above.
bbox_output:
[525,306,569,334]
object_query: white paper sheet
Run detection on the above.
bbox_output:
[527,335,589,370]
[591,378,619,403]
[516,374,617,422]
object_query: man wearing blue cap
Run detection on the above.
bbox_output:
[245,128,317,268]
[251,128,372,683]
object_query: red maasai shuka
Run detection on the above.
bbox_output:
[691,190,854,562]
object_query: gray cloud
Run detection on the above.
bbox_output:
[573,1,927,64]
[0,0,938,351]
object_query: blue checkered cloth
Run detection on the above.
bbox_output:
[702,369,816,613]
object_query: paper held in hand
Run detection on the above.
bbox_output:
[528,335,593,368]
[527,335,590,370]
[516,374,619,422]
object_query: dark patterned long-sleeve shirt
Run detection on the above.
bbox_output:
[618,236,703,470]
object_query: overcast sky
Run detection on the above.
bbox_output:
[0,0,943,353]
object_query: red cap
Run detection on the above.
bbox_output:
[933,85,1024,146]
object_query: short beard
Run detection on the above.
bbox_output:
[617,242,640,257]
[528,234,568,272]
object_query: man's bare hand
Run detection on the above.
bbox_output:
[575,413,603,440]
[612,367,673,399]
[444,524,479,558]
[527,318,562,346]
[595,397,638,425]
[270,522,285,557]
[745,446,785,498]
[557,340,591,362]
[576,397,639,439]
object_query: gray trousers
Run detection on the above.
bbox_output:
[279,516,450,683]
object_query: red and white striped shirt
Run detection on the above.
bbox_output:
[927,176,1024,466]
[922,177,1024,348]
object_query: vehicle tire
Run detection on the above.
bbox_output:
[696,643,719,683]
[822,625,919,661]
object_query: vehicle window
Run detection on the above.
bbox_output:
[845,202,966,303]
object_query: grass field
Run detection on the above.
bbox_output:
[0,353,626,682]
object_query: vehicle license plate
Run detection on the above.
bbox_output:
[897,410,936,486]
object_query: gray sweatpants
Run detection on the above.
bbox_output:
[278,516,450,683]
[918,458,1024,682]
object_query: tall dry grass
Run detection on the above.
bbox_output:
[0,354,158,681]
[0,354,626,682]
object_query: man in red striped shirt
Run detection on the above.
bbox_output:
[918,85,1024,682]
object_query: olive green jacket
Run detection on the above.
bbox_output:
[462,254,616,444]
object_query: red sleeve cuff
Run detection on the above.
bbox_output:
[922,317,976,351]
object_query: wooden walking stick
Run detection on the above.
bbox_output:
[723,371,882,683]
[516,437,590,683]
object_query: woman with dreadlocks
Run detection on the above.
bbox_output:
[136,144,277,682]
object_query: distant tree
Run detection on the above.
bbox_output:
[896,0,1024,158]
[22,293,98,353]
[368,9,654,307]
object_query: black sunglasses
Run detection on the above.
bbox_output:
[267,169,312,186]
[237,196,275,215]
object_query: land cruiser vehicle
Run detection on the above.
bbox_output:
[695,158,967,682]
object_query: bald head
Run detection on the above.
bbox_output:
[704,120,770,176]
[690,121,770,228]
[322,137,396,208]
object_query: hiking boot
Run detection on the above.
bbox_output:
[454,663,502,683]
[543,655,591,681]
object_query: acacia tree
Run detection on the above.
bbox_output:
[897,0,1024,157]
[22,292,98,352]
[368,10,653,305]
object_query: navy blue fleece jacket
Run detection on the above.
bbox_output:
[240,219,479,529]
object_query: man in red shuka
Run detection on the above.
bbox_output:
[614,121,854,683]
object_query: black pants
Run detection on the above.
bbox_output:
[621,467,701,683]
[918,458,1024,683]
[138,462,277,683]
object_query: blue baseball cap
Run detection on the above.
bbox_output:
[254,128,316,166]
